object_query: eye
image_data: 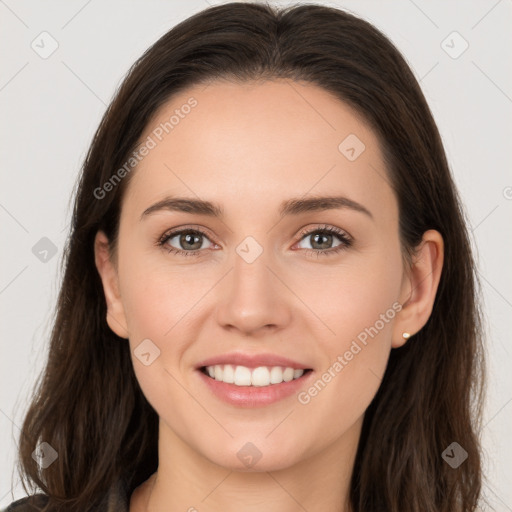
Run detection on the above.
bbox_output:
[156,224,352,258]
[157,227,215,257]
[295,224,352,257]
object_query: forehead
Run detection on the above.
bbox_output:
[122,79,396,223]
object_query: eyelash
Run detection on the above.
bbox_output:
[156,224,353,258]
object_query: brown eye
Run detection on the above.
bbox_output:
[158,228,214,256]
[173,231,205,251]
[295,225,352,257]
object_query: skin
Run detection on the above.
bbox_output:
[94,79,443,512]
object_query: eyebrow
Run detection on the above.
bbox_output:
[140,195,373,221]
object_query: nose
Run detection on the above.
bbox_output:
[215,248,292,337]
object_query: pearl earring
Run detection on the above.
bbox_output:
[402,332,411,340]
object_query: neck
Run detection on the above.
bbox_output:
[131,416,362,512]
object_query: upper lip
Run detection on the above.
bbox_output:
[196,352,311,370]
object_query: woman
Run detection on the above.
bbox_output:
[4,2,486,511]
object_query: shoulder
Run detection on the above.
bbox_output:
[1,494,49,511]
[1,477,130,512]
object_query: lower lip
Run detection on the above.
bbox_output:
[196,368,314,407]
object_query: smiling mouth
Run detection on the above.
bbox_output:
[200,364,313,387]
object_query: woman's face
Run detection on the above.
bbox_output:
[97,79,414,471]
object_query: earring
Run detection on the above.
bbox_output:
[402,332,411,340]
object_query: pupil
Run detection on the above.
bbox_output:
[181,232,201,250]
[177,232,333,251]
[312,233,331,250]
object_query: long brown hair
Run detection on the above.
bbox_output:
[16,3,486,511]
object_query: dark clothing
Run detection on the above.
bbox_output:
[2,479,129,512]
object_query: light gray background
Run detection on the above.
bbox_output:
[1,0,511,509]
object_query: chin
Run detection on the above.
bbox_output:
[198,436,306,473]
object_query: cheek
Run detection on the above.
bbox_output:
[119,259,196,418]
[118,247,206,340]
[294,280,399,453]
[294,246,402,410]
[295,247,402,348]
[117,250,215,395]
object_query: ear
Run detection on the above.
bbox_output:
[94,230,129,339]
[392,229,444,348]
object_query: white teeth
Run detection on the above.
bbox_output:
[223,364,235,383]
[269,366,283,384]
[282,367,294,382]
[293,369,304,379]
[205,364,305,386]
[251,366,270,387]
[233,365,252,386]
